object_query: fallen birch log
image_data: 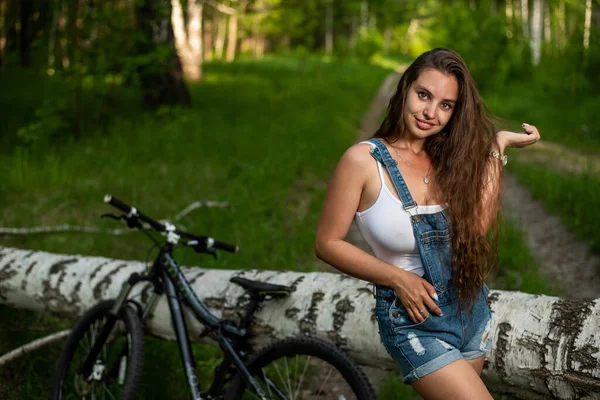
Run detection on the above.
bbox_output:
[0,246,599,399]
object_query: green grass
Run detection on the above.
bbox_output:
[483,81,600,154]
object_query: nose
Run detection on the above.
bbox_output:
[423,105,432,119]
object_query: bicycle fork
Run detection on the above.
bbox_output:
[78,273,144,379]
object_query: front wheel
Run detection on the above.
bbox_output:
[50,300,144,400]
[225,336,376,400]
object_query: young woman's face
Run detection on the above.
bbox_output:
[402,68,459,140]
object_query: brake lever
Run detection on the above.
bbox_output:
[100,213,143,230]
[190,242,218,259]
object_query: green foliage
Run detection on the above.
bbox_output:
[16,99,71,144]
[426,2,520,91]
[354,28,384,62]
[483,79,600,153]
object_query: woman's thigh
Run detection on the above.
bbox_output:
[466,355,486,375]
[411,358,493,400]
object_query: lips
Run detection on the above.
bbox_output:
[415,116,436,130]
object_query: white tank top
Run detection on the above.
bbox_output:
[354,141,443,276]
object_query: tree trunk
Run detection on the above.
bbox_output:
[544,2,551,44]
[17,0,33,67]
[531,0,543,66]
[203,12,213,60]
[47,0,59,73]
[325,0,333,55]
[505,0,514,39]
[214,15,226,59]
[225,12,237,61]
[584,0,592,52]
[58,1,69,69]
[0,0,7,71]
[135,0,191,108]
[521,0,529,39]
[1,245,600,399]
[171,0,203,81]
[69,0,81,139]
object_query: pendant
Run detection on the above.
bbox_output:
[423,177,430,184]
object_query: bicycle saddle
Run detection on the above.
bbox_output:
[230,277,293,298]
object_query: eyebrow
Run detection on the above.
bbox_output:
[415,85,457,104]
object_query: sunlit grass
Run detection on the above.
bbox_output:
[484,81,600,154]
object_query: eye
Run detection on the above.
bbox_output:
[418,91,428,100]
[441,103,452,110]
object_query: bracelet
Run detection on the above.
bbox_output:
[489,150,507,166]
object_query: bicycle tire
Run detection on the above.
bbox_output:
[50,300,144,400]
[225,336,376,400]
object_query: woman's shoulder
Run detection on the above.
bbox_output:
[340,141,376,166]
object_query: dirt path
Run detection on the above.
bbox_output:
[502,174,600,299]
[338,68,600,300]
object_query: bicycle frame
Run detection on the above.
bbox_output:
[80,243,269,400]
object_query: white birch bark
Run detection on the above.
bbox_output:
[1,246,600,399]
[584,0,593,51]
[171,0,203,81]
[225,12,237,61]
[214,16,226,59]
[531,0,543,66]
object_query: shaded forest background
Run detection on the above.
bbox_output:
[1,0,599,399]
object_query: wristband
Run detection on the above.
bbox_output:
[489,150,507,166]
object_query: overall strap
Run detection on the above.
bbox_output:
[366,138,417,211]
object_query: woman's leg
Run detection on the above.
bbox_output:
[411,358,493,400]
[466,355,486,375]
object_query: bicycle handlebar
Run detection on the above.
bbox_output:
[103,194,239,253]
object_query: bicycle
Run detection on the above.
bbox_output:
[50,195,376,400]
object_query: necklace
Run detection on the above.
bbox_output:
[390,146,431,184]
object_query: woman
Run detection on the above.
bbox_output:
[314,48,540,399]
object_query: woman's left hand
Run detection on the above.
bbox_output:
[496,123,541,151]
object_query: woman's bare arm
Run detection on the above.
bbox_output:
[315,144,442,322]
[479,123,541,234]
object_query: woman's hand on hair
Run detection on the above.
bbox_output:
[390,270,443,324]
[495,123,541,151]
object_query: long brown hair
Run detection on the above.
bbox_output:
[374,48,501,309]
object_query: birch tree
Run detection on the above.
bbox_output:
[135,0,191,107]
[171,0,203,81]
[1,245,600,399]
[531,0,543,65]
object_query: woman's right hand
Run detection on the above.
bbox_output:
[391,270,443,323]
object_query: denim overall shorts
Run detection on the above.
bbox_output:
[367,138,492,384]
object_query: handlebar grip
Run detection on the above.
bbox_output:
[104,194,132,214]
[213,240,239,253]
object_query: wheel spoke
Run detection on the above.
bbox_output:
[317,366,334,396]
[263,369,274,399]
[102,383,117,400]
[283,356,293,399]
[293,356,311,400]
[53,303,143,400]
